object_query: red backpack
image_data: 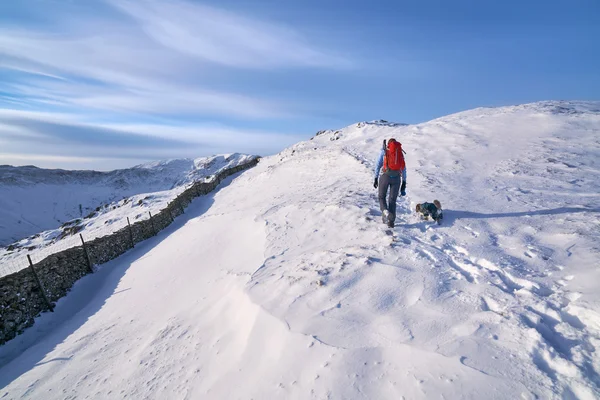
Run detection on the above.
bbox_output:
[384,139,405,171]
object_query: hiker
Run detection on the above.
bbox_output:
[374,139,406,228]
[416,200,443,224]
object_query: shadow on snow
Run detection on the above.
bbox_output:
[399,206,600,229]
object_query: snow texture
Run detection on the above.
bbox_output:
[0,100,599,399]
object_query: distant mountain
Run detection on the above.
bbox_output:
[0,154,256,246]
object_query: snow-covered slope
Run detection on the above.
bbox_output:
[0,154,255,247]
[0,154,256,274]
[1,101,599,399]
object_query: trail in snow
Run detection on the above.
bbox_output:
[1,101,599,399]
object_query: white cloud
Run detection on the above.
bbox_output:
[4,79,291,119]
[0,109,305,170]
[108,0,351,69]
[0,0,350,169]
[0,0,351,118]
[2,31,281,118]
[0,0,348,169]
[0,153,103,165]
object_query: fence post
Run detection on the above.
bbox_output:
[149,211,157,236]
[27,255,54,312]
[127,217,135,248]
[80,234,94,274]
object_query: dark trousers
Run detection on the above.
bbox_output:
[378,173,401,223]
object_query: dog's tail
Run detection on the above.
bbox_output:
[433,200,442,210]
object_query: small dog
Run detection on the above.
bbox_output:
[416,200,443,224]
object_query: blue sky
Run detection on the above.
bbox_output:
[1,0,599,170]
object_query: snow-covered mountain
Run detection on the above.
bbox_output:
[0,154,256,269]
[1,101,599,399]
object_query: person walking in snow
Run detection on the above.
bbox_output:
[374,139,406,228]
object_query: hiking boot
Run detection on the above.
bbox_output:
[382,210,389,224]
[387,221,395,228]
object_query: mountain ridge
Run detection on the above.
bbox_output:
[0,154,257,247]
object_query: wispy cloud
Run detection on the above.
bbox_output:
[0,27,291,119]
[108,0,351,69]
[0,109,305,169]
[0,153,107,166]
[3,79,290,119]
[0,0,351,117]
[0,0,352,169]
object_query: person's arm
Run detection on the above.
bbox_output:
[374,150,384,179]
[400,168,407,195]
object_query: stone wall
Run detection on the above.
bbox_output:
[0,158,259,345]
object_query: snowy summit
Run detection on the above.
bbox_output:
[1,101,600,399]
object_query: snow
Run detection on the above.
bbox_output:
[1,100,600,398]
[0,154,256,275]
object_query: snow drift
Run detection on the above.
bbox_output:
[0,101,599,399]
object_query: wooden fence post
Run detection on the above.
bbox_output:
[80,234,94,274]
[127,217,135,248]
[27,255,54,312]
[149,211,157,236]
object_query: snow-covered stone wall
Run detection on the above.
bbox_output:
[0,158,259,345]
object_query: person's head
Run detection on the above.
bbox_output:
[415,204,422,213]
[433,200,441,209]
[388,138,397,144]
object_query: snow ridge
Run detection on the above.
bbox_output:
[246,101,600,398]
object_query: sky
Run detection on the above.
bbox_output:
[1,0,599,171]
